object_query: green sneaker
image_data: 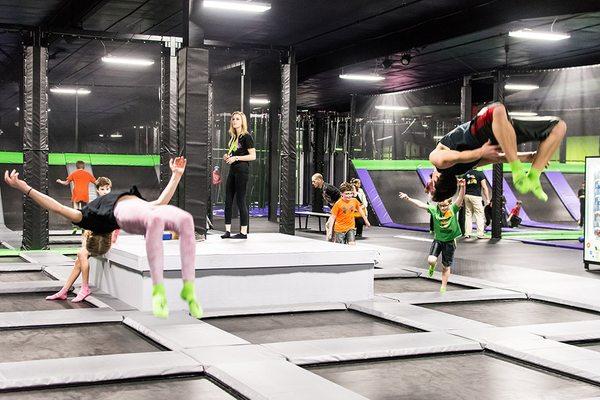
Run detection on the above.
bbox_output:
[180,281,203,319]
[527,168,548,202]
[428,264,435,278]
[440,286,447,294]
[152,283,169,319]
[510,161,530,194]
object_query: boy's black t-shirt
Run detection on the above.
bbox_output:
[75,186,144,233]
[464,169,486,197]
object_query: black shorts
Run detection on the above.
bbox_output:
[470,103,560,146]
[429,239,456,267]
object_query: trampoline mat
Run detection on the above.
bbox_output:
[375,278,471,293]
[308,352,600,399]
[368,170,430,225]
[563,173,584,197]
[206,310,418,344]
[0,292,93,312]
[422,300,600,326]
[0,271,52,282]
[0,322,162,362]
[1,376,237,400]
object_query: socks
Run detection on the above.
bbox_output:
[221,231,231,239]
[46,289,68,301]
[180,281,203,319]
[428,264,435,278]
[510,160,530,194]
[152,283,169,319]
[527,167,548,202]
[72,285,91,303]
[232,233,247,239]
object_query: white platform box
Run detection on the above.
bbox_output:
[90,233,376,313]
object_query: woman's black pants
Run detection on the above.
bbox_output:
[224,163,249,226]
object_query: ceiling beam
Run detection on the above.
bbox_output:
[297,0,600,81]
[42,0,111,30]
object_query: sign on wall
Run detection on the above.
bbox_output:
[584,157,600,266]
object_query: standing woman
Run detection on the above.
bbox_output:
[222,111,256,239]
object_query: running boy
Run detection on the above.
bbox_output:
[399,178,466,293]
[46,177,115,302]
[57,160,96,233]
[327,182,370,245]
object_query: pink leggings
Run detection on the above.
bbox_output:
[113,198,196,285]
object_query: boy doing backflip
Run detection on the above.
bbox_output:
[428,103,566,203]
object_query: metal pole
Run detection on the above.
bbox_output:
[75,91,79,152]
[491,70,506,240]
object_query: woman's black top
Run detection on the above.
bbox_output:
[75,186,144,233]
[228,133,255,167]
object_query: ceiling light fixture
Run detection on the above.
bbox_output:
[508,29,570,41]
[110,132,122,138]
[203,1,271,13]
[400,54,411,66]
[102,56,155,66]
[339,74,384,82]
[504,83,539,91]
[376,135,393,142]
[509,111,538,117]
[375,105,409,111]
[249,98,270,105]
[50,88,91,95]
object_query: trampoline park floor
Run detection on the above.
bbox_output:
[422,299,600,326]
[308,352,600,400]
[205,310,419,343]
[1,376,238,400]
[0,322,163,363]
[375,277,472,293]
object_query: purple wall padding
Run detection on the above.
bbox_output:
[484,170,579,231]
[544,171,580,221]
[483,170,531,221]
[355,169,392,224]
[416,168,433,187]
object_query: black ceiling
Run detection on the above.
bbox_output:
[0,0,599,112]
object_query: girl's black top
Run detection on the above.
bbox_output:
[75,186,144,233]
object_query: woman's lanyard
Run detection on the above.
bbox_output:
[227,135,239,156]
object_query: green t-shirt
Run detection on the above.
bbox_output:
[428,203,462,242]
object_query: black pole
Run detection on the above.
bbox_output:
[491,70,505,240]
[312,115,325,213]
[267,70,281,223]
[22,30,49,250]
[279,48,297,235]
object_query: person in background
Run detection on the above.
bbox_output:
[463,168,490,238]
[579,182,585,227]
[56,160,96,234]
[507,200,523,228]
[311,173,341,207]
[351,178,368,238]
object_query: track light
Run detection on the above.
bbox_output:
[339,74,384,82]
[509,29,570,41]
[102,56,154,66]
[50,88,91,95]
[504,83,539,91]
[400,54,411,66]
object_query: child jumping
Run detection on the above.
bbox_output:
[56,160,96,233]
[327,182,370,245]
[399,178,466,293]
[5,157,201,319]
[46,177,115,303]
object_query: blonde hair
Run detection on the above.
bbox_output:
[228,111,249,139]
[86,232,112,257]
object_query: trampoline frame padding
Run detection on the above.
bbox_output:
[262,331,482,365]
[206,359,368,400]
[380,288,526,304]
[0,308,121,329]
[123,311,248,351]
[0,351,203,390]
[349,299,493,331]
[517,320,600,342]
[183,344,285,366]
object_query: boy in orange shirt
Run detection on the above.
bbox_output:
[328,182,370,245]
[57,160,96,233]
